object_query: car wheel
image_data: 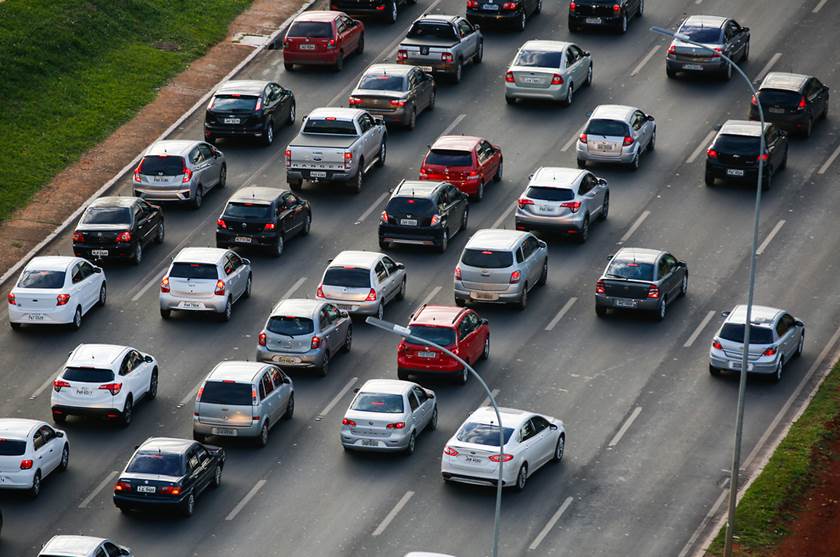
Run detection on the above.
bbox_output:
[666,66,677,79]
[515,463,528,491]
[192,186,203,210]
[256,421,270,448]
[397,278,406,300]
[343,325,353,353]
[97,283,107,307]
[577,158,586,169]
[460,208,469,234]
[761,167,773,191]
[284,62,294,72]
[387,0,398,23]
[70,306,82,331]
[335,51,344,72]
[517,286,528,311]
[155,221,165,244]
[52,411,66,424]
[619,14,628,34]
[218,164,227,188]
[638,0,644,16]
[577,216,589,244]
[438,230,449,253]
[272,235,284,258]
[397,368,409,381]
[595,305,607,318]
[779,149,788,171]
[148,368,158,400]
[264,121,275,145]
[537,259,548,286]
[301,213,311,236]
[10,322,21,331]
[120,397,133,427]
[350,166,364,193]
[288,102,296,125]
[680,274,688,297]
[376,142,386,167]
[132,242,143,266]
[376,303,384,320]
[475,41,484,63]
[211,465,222,488]
[517,11,526,31]
[629,151,640,171]
[221,298,232,322]
[494,160,503,182]
[357,35,365,55]
[428,406,438,431]
[243,274,252,299]
[723,62,733,81]
[656,298,667,321]
[563,83,574,107]
[453,60,463,83]
[772,358,783,383]
[474,181,485,201]
[481,335,490,360]
[455,297,466,307]
[284,393,295,420]
[29,471,41,498]
[705,171,715,187]
[58,444,69,472]
[553,434,565,462]
[709,364,721,377]
[457,365,469,385]
[182,493,195,517]
[600,193,609,221]
[405,432,416,455]
[648,130,656,152]
[796,332,804,357]
[505,95,516,105]
[803,117,813,138]
[289,180,303,192]
[318,351,330,377]
[428,89,436,110]
[742,41,749,62]
[160,308,171,320]
[534,0,542,13]
[408,108,416,130]
[193,431,206,443]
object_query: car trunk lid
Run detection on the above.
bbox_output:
[601,278,651,300]
[509,66,554,89]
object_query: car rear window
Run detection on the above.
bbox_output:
[586,119,630,137]
[461,249,513,269]
[224,202,273,220]
[81,207,132,225]
[303,118,357,135]
[18,269,65,289]
[425,149,473,167]
[140,155,185,176]
[211,95,259,112]
[0,438,27,456]
[358,74,406,91]
[200,381,253,405]
[757,89,801,108]
[323,267,371,288]
[126,452,184,476]
[268,316,314,336]
[606,260,655,281]
[351,393,404,413]
[287,21,334,38]
[719,324,775,344]
[715,134,760,156]
[456,422,514,446]
[525,186,574,202]
[407,325,456,347]
[386,197,436,216]
[679,26,722,43]
[169,263,218,280]
[514,50,563,68]
[63,367,116,383]
[406,22,457,42]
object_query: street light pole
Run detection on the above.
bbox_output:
[365,316,505,557]
[650,26,766,557]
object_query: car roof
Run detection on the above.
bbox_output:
[520,40,571,52]
[207,361,266,383]
[296,10,341,21]
[228,186,284,205]
[468,406,531,428]
[24,256,77,272]
[330,250,383,268]
[465,229,527,251]
[760,72,809,92]
[415,14,458,23]
[216,80,268,95]
[309,107,365,120]
[138,437,194,454]
[530,167,585,188]
[173,247,227,265]
[68,344,129,367]
[719,120,767,137]
[728,305,783,324]
[42,535,106,556]
[360,379,412,395]
[431,135,481,151]
[411,304,465,325]
[89,196,137,208]
[590,104,636,122]
[393,180,442,198]
[0,418,41,438]
[614,247,663,263]
[271,298,321,318]
[146,140,198,156]
[682,15,727,28]
[364,63,412,76]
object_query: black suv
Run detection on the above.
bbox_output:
[379,180,468,252]
[73,197,164,265]
[216,186,312,257]
[705,120,788,190]
[204,80,296,146]
[750,72,830,137]
[568,0,643,34]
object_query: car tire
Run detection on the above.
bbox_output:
[595,305,607,318]
[263,121,275,145]
[709,365,721,377]
[350,165,364,194]
[772,358,783,383]
[516,286,528,311]
[619,13,628,34]
[192,186,203,210]
[132,242,143,266]
[493,159,503,182]
[335,52,344,72]
[656,298,667,321]
[481,335,490,360]
[723,62,733,81]
[515,463,528,491]
[600,193,609,221]
[376,303,384,320]
[648,130,656,152]
[256,421,270,448]
[284,393,295,420]
[534,0,542,14]
[193,432,206,443]
[552,434,565,463]
[796,332,804,357]
[357,35,365,55]
[10,322,21,331]
[343,325,353,353]
[301,213,311,236]
[29,471,41,498]
[405,432,416,455]
[160,308,171,320]
[242,274,252,300]
[704,171,715,187]
[284,62,294,72]
[428,406,438,431]
[378,238,391,250]
[742,41,749,62]
[779,149,788,171]
[397,368,409,381]
[761,167,773,191]
[585,64,593,87]
[438,230,449,253]
[455,297,466,308]
[289,180,303,192]
[218,164,227,188]
[517,10,526,32]
[397,278,406,300]
[629,151,640,171]
[148,368,158,400]
[563,83,574,107]
[457,365,469,386]
[287,102,296,126]
[474,181,485,201]
[120,397,133,427]
[70,306,83,331]
[428,89,436,110]
[376,142,387,167]
[52,411,67,424]
[803,117,813,138]
[637,0,644,16]
[386,0,398,23]
[666,66,677,79]
[211,465,223,488]
[408,108,417,130]
[220,298,232,322]
[453,60,463,83]
[57,444,70,472]
[318,352,330,377]
[155,221,165,244]
[181,493,195,517]
[680,273,688,297]
[577,158,586,169]
[577,216,590,243]
[272,235,284,258]
[475,41,484,64]
[537,259,548,286]
[97,283,107,307]
[505,95,516,105]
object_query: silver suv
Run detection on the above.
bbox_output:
[193,361,294,447]
[256,298,353,376]
[133,140,226,209]
[454,229,548,310]
[515,167,608,242]
[576,104,655,170]
[316,251,407,319]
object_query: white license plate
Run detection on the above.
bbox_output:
[522,77,542,84]
[537,205,554,214]
[361,439,379,447]
[26,313,45,321]
[153,177,169,183]
[310,171,328,178]
[614,299,637,308]
[768,107,785,114]
[465,456,483,464]
[179,301,204,310]
[585,17,602,24]
[471,291,498,301]
[482,3,499,9]
[400,219,418,226]
[234,236,252,244]
[418,351,436,359]
[299,44,316,50]
[223,118,240,124]
[595,142,616,152]
[728,361,754,371]
[91,249,109,257]
[727,169,745,176]
[272,355,300,365]
[212,427,238,436]
[683,64,703,71]
[136,485,156,493]
[75,388,93,396]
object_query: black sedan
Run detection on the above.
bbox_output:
[750,72,829,137]
[705,120,788,190]
[204,80,296,146]
[72,197,164,265]
[379,180,468,253]
[113,437,224,517]
[467,0,541,31]
[568,0,643,34]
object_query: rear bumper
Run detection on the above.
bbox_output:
[568,13,624,27]
[73,243,135,260]
[114,493,189,510]
[418,175,480,195]
[666,58,726,74]
[595,294,658,312]
[322,298,380,315]
[9,305,76,325]
[454,282,523,305]
[441,459,516,486]
[193,418,262,438]
[216,230,279,249]
[341,430,413,451]
[330,2,388,15]
[576,142,637,164]
[467,9,522,25]
[0,469,37,490]
[705,161,762,182]
[505,83,567,102]
[749,109,810,131]
[51,404,121,418]
[398,59,457,75]
[134,186,193,203]
[160,294,227,313]
[283,50,341,65]
[287,168,355,183]
[255,346,325,368]
[709,352,778,374]
[363,107,410,125]
[379,224,444,247]
[204,122,265,139]
[515,210,585,233]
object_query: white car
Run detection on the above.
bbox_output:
[441,406,565,491]
[39,535,132,557]
[0,418,69,497]
[8,256,106,330]
[51,344,159,427]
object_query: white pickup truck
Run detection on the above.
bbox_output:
[285,108,387,193]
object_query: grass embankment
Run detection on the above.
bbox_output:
[0,0,251,221]
[707,362,840,555]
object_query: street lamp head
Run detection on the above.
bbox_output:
[365,316,411,337]
[650,25,689,42]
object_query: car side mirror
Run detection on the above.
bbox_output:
[426,389,435,399]
[93,267,103,274]
[473,24,481,31]
[549,424,558,431]
[742,26,750,33]
[396,262,406,270]
[55,431,65,438]
[721,311,731,318]
[340,310,349,318]
[243,258,251,267]
[538,240,547,249]
[144,355,154,363]
[120,549,131,556]
[481,318,489,326]
[353,387,360,394]
[584,50,590,57]
[598,178,607,186]
[607,254,614,260]
[373,115,385,125]
[795,319,805,327]
[646,115,655,121]
[713,124,722,131]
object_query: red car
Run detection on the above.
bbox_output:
[283,11,365,72]
[419,135,503,200]
[397,305,490,385]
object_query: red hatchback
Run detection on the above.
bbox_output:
[397,305,490,385]
[283,11,365,72]
[419,135,503,201]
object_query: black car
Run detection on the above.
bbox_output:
[568,0,643,34]
[216,186,311,257]
[330,0,414,24]
[467,0,540,31]
[204,80,296,146]
[705,120,788,190]
[113,437,224,517]
[72,197,164,265]
[379,180,468,252]
[750,72,830,137]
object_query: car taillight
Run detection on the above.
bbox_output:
[430,214,441,226]
[441,52,454,63]
[365,288,377,302]
[386,422,406,429]
[489,453,514,462]
[467,0,478,7]
[510,270,521,284]
[252,389,258,405]
[647,285,660,299]
[53,379,71,392]
[454,266,462,280]
[264,223,276,231]
[579,133,588,144]
[751,95,758,106]
[72,231,84,243]
[56,294,71,306]
[160,276,170,293]
[348,97,363,106]
[505,71,515,83]
[316,285,325,298]
[518,198,534,208]
[612,3,620,11]
[569,1,576,11]
[389,99,407,107]
[397,342,406,353]
[133,162,143,183]
[7,293,15,305]
[551,74,564,85]
[667,44,676,56]
[502,2,517,9]
[595,280,605,294]
[20,459,34,470]
[342,417,357,427]
[285,149,292,166]
[797,96,807,110]
[623,136,634,146]
[182,166,193,184]
[99,383,123,395]
[217,219,227,229]
[160,485,182,496]
[258,331,267,346]
[327,38,336,49]
[757,153,768,162]
[311,335,321,349]
[467,169,480,180]
[712,340,723,350]
[710,47,722,59]
[344,151,353,170]
[444,446,459,456]
[214,280,226,296]
[115,231,132,243]
[763,346,778,357]
[196,385,205,401]
[707,148,718,159]
[255,97,263,111]
[114,481,131,492]
[381,210,390,223]
[561,201,582,213]
[397,50,408,61]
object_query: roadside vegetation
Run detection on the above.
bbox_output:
[0,0,251,221]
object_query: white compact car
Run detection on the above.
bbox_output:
[8,256,106,330]
[316,250,406,319]
[51,344,159,427]
[39,535,132,557]
[0,418,69,497]
[441,406,565,491]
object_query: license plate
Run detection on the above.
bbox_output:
[728,361,754,371]
[299,44,315,50]
[537,205,554,214]
[471,291,498,301]
[75,388,93,396]
[418,351,436,359]
[91,249,109,257]
[683,64,703,71]
[136,485,156,493]
[614,299,637,308]
[768,107,785,114]
[337,304,353,311]
[418,66,434,73]
[273,355,300,365]
[310,171,327,178]
[522,77,541,84]
[212,427,238,436]
[223,117,240,124]
[26,313,45,321]
[595,142,616,152]
[361,439,379,447]
[465,456,483,464]
[153,177,169,183]
[179,301,203,310]
[727,169,745,176]
[585,17,602,24]
[400,218,418,226]
[234,236,252,244]
[482,3,499,9]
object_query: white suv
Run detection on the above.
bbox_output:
[0,419,69,497]
[51,344,159,427]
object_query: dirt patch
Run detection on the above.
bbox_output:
[0,0,304,278]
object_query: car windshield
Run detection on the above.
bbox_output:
[386,197,435,216]
[461,249,513,269]
[126,452,184,476]
[18,269,64,289]
[757,89,801,108]
[425,149,473,167]
[514,50,563,68]
[606,260,655,281]
[679,26,722,43]
[0,438,26,456]
[169,263,218,280]
[63,367,116,383]
[200,381,253,405]
[267,316,315,336]
[719,323,775,345]
[358,74,406,91]
[716,134,760,156]
[586,119,630,137]
[140,155,185,176]
[287,21,333,38]
[303,118,358,135]
[406,22,457,41]
[224,202,273,220]
[457,422,514,446]
[351,393,404,413]
[525,186,574,202]
[211,95,259,112]
[407,325,456,347]
[323,267,371,288]
[81,207,132,225]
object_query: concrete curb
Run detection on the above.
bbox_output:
[0,0,318,287]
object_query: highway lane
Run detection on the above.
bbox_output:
[1,0,840,555]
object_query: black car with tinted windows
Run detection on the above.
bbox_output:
[379,180,468,252]
[72,197,164,265]
[113,437,224,517]
[216,187,311,257]
[705,120,788,190]
[330,0,413,24]
[467,0,540,31]
[204,80,296,146]
[750,72,829,137]
[568,0,643,34]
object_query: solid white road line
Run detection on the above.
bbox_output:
[631,45,661,77]
[545,298,578,332]
[439,114,467,138]
[131,268,166,303]
[356,192,390,224]
[317,377,359,419]
[683,310,716,348]
[528,496,574,551]
[608,406,642,448]
[281,276,308,300]
[481,388,501,407]
[561,125,585,152]
[30,373,58,400]
[618,210,650,243]
[813,0,829,12]
[226,479,267,521]
[753,53,782,83]
[179,380,203,408]
[491,204,517,229]
[686,130,716,164]
[756,220,786,256]
[818,142,840,175]
[79,471,119,509]
[419,286,442,308]
[372,490,415,536]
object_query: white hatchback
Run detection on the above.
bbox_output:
[51,344,159,427]
[39,535,132,557]
[8,256,106,330]
[0,418,69,497]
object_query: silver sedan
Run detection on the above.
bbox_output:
[505,40,592,106]
[576,104,655,170]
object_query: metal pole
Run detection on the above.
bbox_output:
[650,27,766,557]
[366,316,504,557]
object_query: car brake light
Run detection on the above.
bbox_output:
[612,3,620,11]
[502,2,517,9]
[763,346,778,357]
[114,481,131,492]
[72,231,85,243]
[551,74,564,85]
[444,446,459,456]
[53,379,71,392]
[467,0,478,7]
[311,335,321,349]
[342,417,357,426]
[710,47,722,59]
[579,133,588,144]
[712,340,723,350]
[160,485,182,496]
[348,97,363,106]
[264,223,276,231]
[160,276,170,293]
[381,210,390,223]
[285,149,292,166]
[595,280,605,294]
[441,52,454,63]
[430,214,441,226]
[667,44,676,56]
[623,136,634,146]
[252,389,258,405]
[647,285,660,299]
[757,153,769,162]
[197,385,205,400]
[397,342,406,353]
[56,294,71,306]
[20,459,34,470]
[115,231,132,243]
[797,96,807,110]
[344,151,353,170]
[316,285,325,298]
[489,453,514,462]
[454,266,462,280]
[182,166,193,184]
[751,95,758,106]
[99,383,123,395]
[258,331,267,347]
[132,162,143,183]
[518,198,534,208]
[327,38,336,49]
[389,99,407,107]
[7,293,15,305]
[217,219,227,229]
[505,71,515,83]
[397,50,408,61]
[707,148,718,159]
[214,280,226,296]
[569,1,576,11]
[255,97,263,111]
[365,288,377,302]
[561,201,582,213]
[510,270,521,284]
[386,422,406,429]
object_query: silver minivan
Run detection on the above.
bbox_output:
[133,140,226,209]
[454,229,548,310]
[193,361,294,447]
[316,250,407,319]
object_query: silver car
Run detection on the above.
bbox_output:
[193,361,294,447]
[340,379,437,454]
[133,140,226,209]
[505,40,592,106]
[665,15,750,80]
[316,250,407,319]
[39,536,131,557]
[256,298,353,376]
[515,167,608,242]
[709,305,804,383]
[576,104,655,170]
[160,247,252,321]
[454,229,548,310]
